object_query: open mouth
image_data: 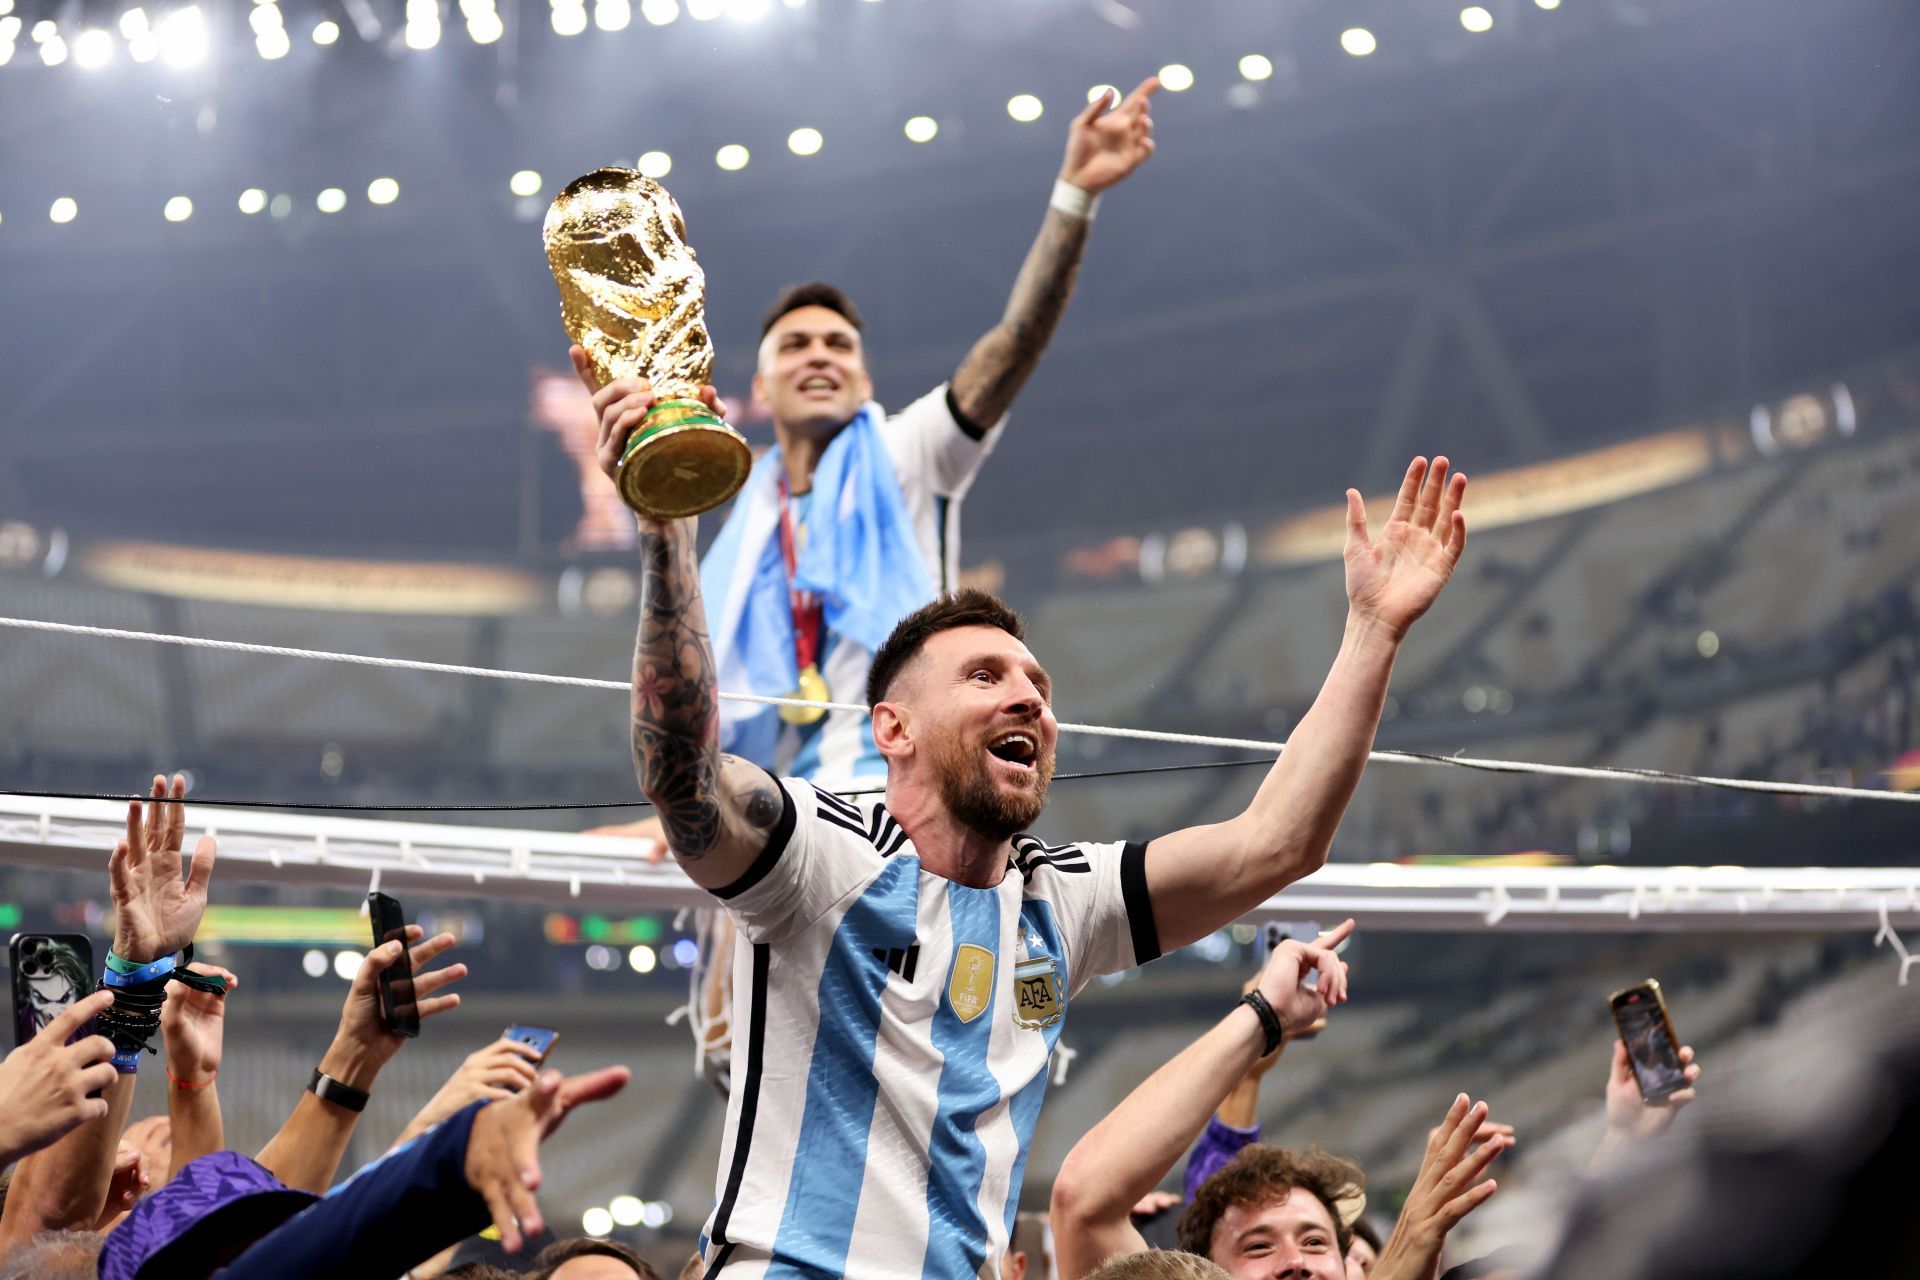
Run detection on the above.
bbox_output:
[986,730,1039,772]
[797,376,838,394]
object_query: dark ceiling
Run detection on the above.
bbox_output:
[2,0,1917,558]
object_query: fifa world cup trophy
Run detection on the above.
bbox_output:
[543,168,752,518]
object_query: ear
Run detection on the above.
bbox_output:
[871,700,913,762]
[751,367,768,406]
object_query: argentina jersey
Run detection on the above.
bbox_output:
[700,774,1162,1280]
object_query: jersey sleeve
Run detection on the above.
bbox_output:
[708,774,881,944]
[881,383,1003,500]
[1035,839,1161,996]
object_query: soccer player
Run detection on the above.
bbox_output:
[586,362,1467,1276]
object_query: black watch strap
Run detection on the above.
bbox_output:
[1240,990,1286,1056]
[308,1068,370,1113]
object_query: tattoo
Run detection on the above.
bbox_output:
[950,206,1092,428]
[630,521,728,859]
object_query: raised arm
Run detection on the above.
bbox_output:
[256,928,465,1192]
[1142,458,1468,950]
[948,77,1159,429]
[573,351,790,893]
[1051,924,1352,1280]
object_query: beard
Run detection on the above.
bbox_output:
[930,728,1056,843]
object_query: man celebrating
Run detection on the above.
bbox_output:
[581,321,1468,1280]
[582,76,1160,801]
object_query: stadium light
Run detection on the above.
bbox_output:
[550,2,587,35]
[332,951,361,981]
[594,0,630,30]
[509,169,542,196]
[316,187,347,213]
[1535,0,1561,7]
[609,1196,645,1227]
[30,18,52,39]
[1460,6,1493,32]
[467,11,502,40]
[1157,63,1193,92]
[238,187,267,214]
[1340,27,1376,56]
[73,27,113,67]
[686,0,720,19]
[628,943,656,973]
[127,30,156,58]
[301,949,328,978]
[367,177,399,205]
[582,1208,614,1238]
[1006,93,1042,123]
[0,40,11,65]
[157,5,208,67]
[904,115,937,143]
[268,192,292,218]
[257,27,291,57]
[163,196,193,222]
[715,144,748,171]
[312,18,339,42]
[637,150,671,177]
[39,33,67,63]
[640,0,676,22]
[787,127,822,156]
[49,197,77,224]
[725,0,768,19]
[1086,83,1116,106]
[1238,53,1272,81]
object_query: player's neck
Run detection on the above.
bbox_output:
[883,783,1011,889]
[772,415,850,496]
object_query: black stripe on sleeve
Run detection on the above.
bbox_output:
[707,942,770,1251]
[945,385,990,442]
[710,773,798,902]
[1119,841,1161,965]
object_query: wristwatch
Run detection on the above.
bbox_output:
[308,1068,370,1113]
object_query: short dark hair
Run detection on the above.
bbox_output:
[532,1236,660,1280]
[760,281,864,339]
[1350,1215,1384,1254]
[866,588,1027,708]
[1178,1145,1364,1261]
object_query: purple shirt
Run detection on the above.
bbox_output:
[1184,1115,1261,1203]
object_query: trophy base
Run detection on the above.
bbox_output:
[616,399,753,519]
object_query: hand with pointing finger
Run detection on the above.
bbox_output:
[0,988,121,1165]
[1254,918,1355,1040]
[1061,75,1160,195]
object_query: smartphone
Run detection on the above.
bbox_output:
[11,933,94,1047]
[367,892,419,1039]
[1609,979,1687,1102]
[504,1025,559,1064]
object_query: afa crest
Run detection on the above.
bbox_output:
[948,943,995,1024]
[1013,955,1064,1030]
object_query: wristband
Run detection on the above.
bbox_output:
[308,1068,370,1113]
[102,953,177,988]
[168,1067,217,1090]
[1239,990,1286,1057]
[1049,178,1099,221]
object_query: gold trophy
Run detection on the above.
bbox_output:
[543,168,752,518]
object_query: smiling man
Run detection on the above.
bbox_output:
[582,339,1469,1280]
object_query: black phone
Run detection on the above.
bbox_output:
[11,932,94,1047]
[367,892,419,1039]
[1609,979,1687,1102]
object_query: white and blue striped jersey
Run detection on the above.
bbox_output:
[700,775,1162,1280]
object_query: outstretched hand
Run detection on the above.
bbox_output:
[1372,1094,1511,1280]
[568,345,727,487]
[464,1064,632,1253]
[1344,456,1468,641]
[334,926,467,1078]
[1061,76,1159,194]
[110,774,217,965]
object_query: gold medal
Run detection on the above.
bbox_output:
[780,663,831,726]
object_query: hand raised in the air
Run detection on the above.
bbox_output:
[1344,456,1468,641]
[1060,76,1159,195]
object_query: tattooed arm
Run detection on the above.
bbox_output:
[949,75,1160,428]
[573,350,787,889]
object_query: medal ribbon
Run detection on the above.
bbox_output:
[777,478,825,678]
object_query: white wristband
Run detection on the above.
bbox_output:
[1049,178,1099,221]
